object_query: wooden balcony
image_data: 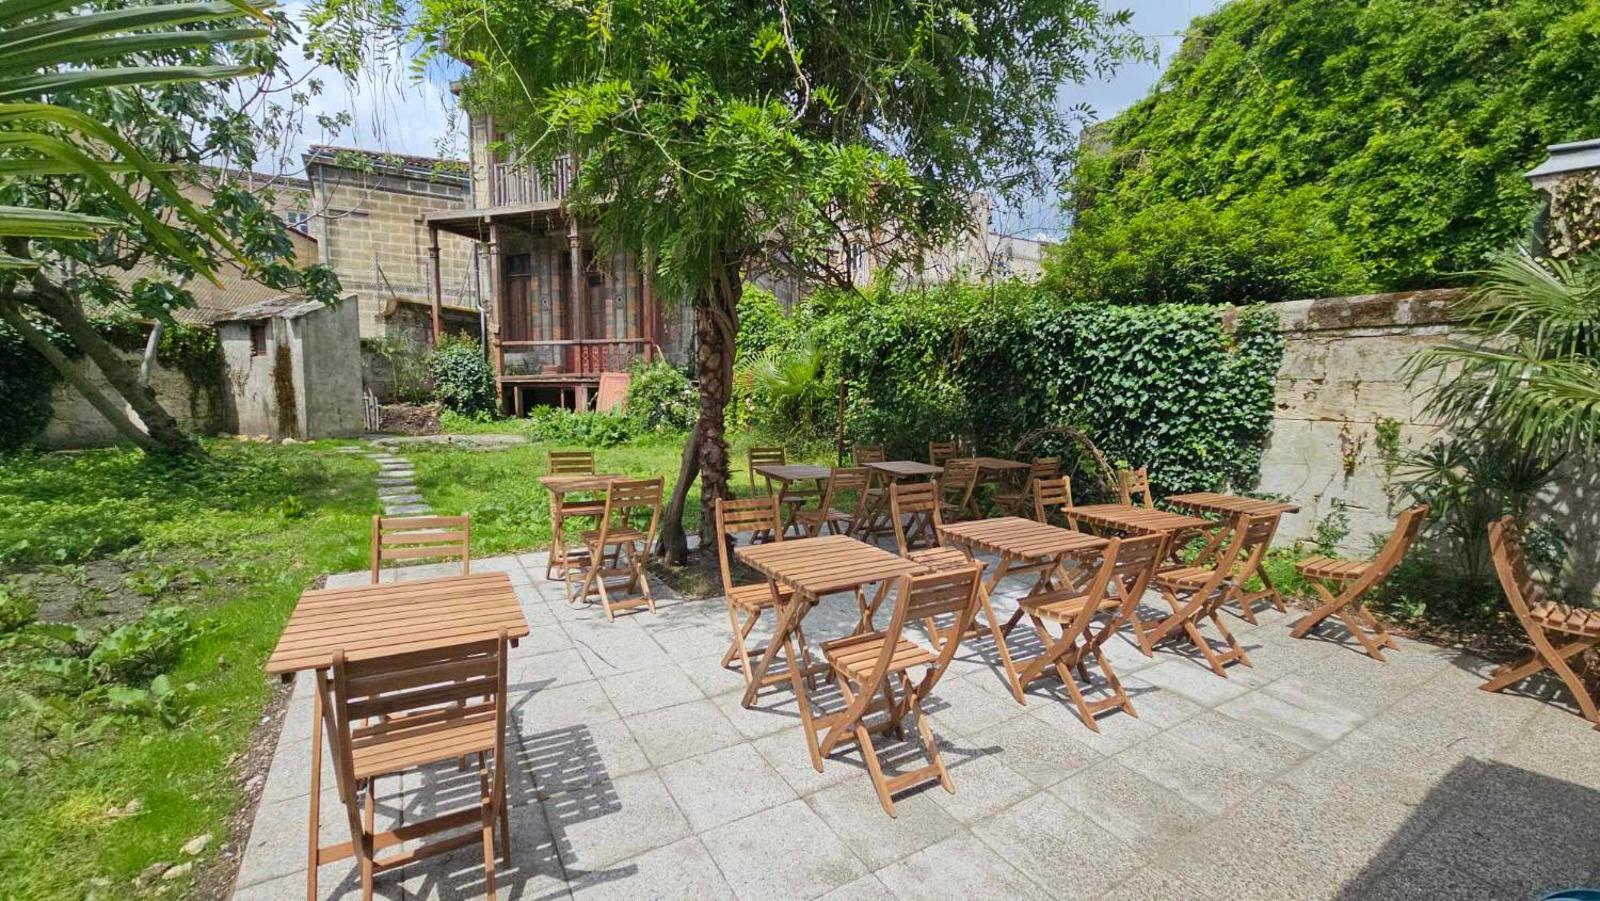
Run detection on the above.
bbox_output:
[489,156,572,207]
[498,338,657,379]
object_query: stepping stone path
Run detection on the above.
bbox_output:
[367,449,432,517]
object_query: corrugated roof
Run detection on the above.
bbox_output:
[1526,139,1600,180]
[305,144,469,184]
[211,294,345,322]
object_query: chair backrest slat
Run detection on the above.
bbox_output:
[549,450,596,475]
[747,446,786,493]
[599,477,664,546]
[1030,457,1061,480]
[1353,504,1429,593]
[1489,514,1541,620]
[1033,476,1074,524]
[715,496,783,594]
[890,481,943,555]
[1118,467,1153,508]
[929,441,959,467]
[852,444,885,465]
[371,514,470,582]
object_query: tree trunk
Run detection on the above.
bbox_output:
[658,267,741,562]
[26,273,196,455]
[658,421,702,564]
[0,300,164,453]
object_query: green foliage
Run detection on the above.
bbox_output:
[1047,187,1372,304]
[1061,0,1600,293]
[802,283,1283,495]
[624,360,697,433]
[0,321,55,450]
[362,336,434,404]
[736,286,794,364]
[427,335,496,415]
[744,340,833,444]
[1409,251,1600,458]
[0,585,38,634]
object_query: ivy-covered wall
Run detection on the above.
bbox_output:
[799,283,1284,496]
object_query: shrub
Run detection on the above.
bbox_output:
[0,584,39,633]
[427,335,496,415]
[624,360,697,433]
[89,607,195,686]
[523,408,637,447]
[362,336,434,403]
[804,282,1284,495]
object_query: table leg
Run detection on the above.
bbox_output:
[743,578,802,708]
[858,579,894,633]
[306,683,322,901]
[1255,562,1288,612]
[547,494,566,582]
[975,553,1027,704]
[785,624,826,772]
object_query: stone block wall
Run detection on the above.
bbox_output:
[37,350,225,449]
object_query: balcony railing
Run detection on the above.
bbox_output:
[499,338,656,376]
[489,156,572,207]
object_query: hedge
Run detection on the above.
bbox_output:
[798,282,1283,497]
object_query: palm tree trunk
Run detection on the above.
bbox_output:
[658,269,740,562]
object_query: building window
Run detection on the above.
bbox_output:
[583,249,603,287]
[504,253,531,277]
[284,210,313,235]
[249,320,269,356]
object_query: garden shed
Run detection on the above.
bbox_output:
[215,294,364,440]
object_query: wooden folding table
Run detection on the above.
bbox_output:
[1166,492,1300,614]
[937,517,1109,703]
[735,535,921,771]
[265,572,530,901]
[752,462,832,536]
[863,460,943,535]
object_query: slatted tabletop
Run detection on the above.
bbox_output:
[754,463,833,483]
[538,473,623,493]
[963,456,1029,472]
[1065,503,1211,535]
[867,460,944,479]
[939,516,1107,560]
[1166,492,1300,517]
[266,572,529,676]
[737,534,920,597]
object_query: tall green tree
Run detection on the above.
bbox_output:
[1052,0,1600,300]
[309,0,1149,559]
[0,0,342,454]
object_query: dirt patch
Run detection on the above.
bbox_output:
[10,557,215,630]
[377,403,441,436]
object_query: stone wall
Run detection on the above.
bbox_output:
[1257,288,1598,597]
[37,350,226,449]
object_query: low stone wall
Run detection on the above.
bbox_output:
[38,349,227,449]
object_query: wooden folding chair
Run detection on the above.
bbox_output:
[889,481,972,573]
[1480,515,1600,725]
[566,477,663,621]
[1146,513,1270,675]
[851,444,885,465]
[1012,534,1166,730]
[545,450,606,580]
[1032,476,1074,526]
[1289,504,1429,661]
[939,459,981,522]
[1118,467,1154,508]
[371,514,470,583]
[549,450,596,475]
[928,441,960,467]
[818,566,983,816]
[795,466,871,538]
[318,632,510,901]
[714,496,815,691]
[747,446,786,495]
[1154,512,1282,626]
[993,459,1058,516]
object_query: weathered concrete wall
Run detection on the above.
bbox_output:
[293,298,365,438]
[1258,288,1597,597]
[37,350,225,449]
[219,318,288,439]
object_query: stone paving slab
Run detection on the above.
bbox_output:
[236,549,1600,900]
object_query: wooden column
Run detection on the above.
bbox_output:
[427,224,443,345]
[488,221,505,385]
[642,250,658,362]
[566,209,587,408]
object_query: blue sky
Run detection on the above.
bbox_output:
[279,0,1225,238]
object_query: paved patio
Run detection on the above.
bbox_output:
[235,548,1600,900]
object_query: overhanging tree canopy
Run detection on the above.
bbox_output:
[310,0,1149,559]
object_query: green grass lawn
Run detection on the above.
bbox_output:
[0,441,375,899]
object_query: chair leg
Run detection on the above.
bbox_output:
[908,687,955,794]
[1210,610,1252,668]
[1290,583,1344,639]
[361,785,376,901]
[724,605,761,683]
[1337,605,1387,662]
[854,719,896,817]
